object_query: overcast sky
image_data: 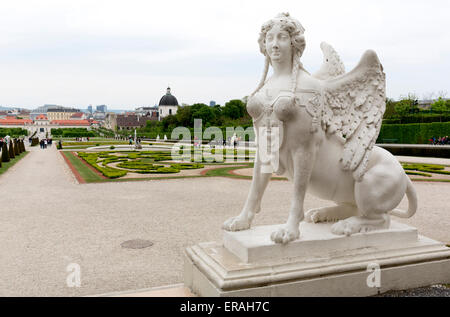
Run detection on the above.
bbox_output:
[1,0,449,110]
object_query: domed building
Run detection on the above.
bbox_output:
[158,87,178,120]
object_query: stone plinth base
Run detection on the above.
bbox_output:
[184,221,450,297]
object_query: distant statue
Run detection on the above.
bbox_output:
[223,13,417,243]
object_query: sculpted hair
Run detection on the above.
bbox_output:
[251,12,306,97]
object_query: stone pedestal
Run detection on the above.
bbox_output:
[184,221,450,296]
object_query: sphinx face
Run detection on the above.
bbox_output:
[265,24,292,64]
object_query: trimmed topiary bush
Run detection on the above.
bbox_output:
[402,163,450,176]
[405,171,432,177]
[14,139,20,156]
[117,160,160,170]
[77,152,128,178]
[171,163,204,169]
[31,138,39,146]
[9,140,15,159]
[2,142,9,162]
[152,167,179,173]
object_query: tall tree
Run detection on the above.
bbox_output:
[223,99,246,119]
[431,97,450,113]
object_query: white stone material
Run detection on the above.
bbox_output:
[222,12,418,243]
[185,223,450,296]
[185,12,448,297]
[223,221,419,263]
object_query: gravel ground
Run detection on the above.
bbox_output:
[0,145,448,296]
[375,284,450,297]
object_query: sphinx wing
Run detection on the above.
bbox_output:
[321,50,386,181]
[312,42,346,80]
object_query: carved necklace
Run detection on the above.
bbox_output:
[264,89,275,115]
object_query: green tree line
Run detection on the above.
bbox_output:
[130,99,252,138]
[384,94,450,124]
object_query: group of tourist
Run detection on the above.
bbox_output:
[39,138,53,149]
[429,136,449,145]
[75,137,89,141]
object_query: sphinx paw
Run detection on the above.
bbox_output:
[270,227,300,244]
[331,219,360,236]
[222,216,251,232]
[305,208,326,223]
[331,216,389,236]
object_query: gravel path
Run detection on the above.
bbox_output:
[0,146,448,296]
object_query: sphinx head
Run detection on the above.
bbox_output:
[251,13,306,97]
[258,13,306,63]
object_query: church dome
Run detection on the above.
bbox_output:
[159,87,179,106]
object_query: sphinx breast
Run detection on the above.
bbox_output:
[246,97,262,119]
[273,96,296,121]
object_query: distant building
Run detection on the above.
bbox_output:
[96,105,107,113]
[418,100,433,110]
[17,109,31,120]
[70,112,86,120]
[0,114,94,138]
[209,100,216,107]
[417,98,450,110]
[30,104,61,120]
[87,105,93,113]
[135,106,159,117]
[158,87,179,120]
[105,113,117,131]
[116,113,157,131]
[93,111,106,121]
[46,107,80,121]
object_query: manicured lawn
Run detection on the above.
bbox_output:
[62,141,131,146]
[204,163,287,181]
[62,151,104,182]
[61,149,258,183]
[0,151,29,175]
[204,164,252,179]
[62,151,450,184]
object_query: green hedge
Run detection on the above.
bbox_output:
[51,128,97,138]
[402,163,450,176]
[0,128,28,138]
[383,113,450,124]
[77,152,127,178]
[379,145,450,158]
[377,122,450,144]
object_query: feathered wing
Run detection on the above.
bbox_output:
[313,42,346,80]
[321,50,386,181]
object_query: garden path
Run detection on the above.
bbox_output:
[0,145,448,296]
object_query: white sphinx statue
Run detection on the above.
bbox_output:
[223,12,417,244]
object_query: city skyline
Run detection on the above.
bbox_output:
[1,0,449,110]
